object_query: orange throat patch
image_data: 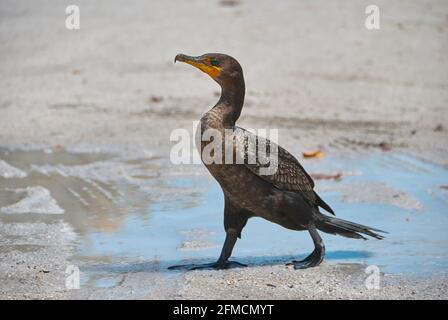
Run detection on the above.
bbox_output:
[188,61,221,79]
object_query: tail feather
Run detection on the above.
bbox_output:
[315,192,335,216]
[315,215,386,240]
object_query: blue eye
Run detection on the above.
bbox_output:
[210,58,220,66]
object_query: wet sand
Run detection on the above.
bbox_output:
[1,0,448,299]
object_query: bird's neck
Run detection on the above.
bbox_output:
[212,78,245,128]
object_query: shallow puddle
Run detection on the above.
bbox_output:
[1,147,447,288]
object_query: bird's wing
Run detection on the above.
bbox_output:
[231,126,334,214]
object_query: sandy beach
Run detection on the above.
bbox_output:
[0,0,447,299]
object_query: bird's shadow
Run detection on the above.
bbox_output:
[81,250,373,275]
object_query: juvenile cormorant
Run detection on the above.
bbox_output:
[170,53,385,270]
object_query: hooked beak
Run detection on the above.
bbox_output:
[174,53,197,64]
[174,53,221,79]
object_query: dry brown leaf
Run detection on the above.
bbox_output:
[310,173,342,181]
[303,150,325,159]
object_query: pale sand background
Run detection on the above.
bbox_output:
[0,0,447,299]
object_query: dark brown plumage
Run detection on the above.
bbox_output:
[170,53,385,270]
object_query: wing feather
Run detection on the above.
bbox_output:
[231,127,334,214]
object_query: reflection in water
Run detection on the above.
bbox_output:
[1,148,448,288]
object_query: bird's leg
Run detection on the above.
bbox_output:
[287,225,325,269]
[169,197,250,271]
[215,229,247,268]
[168,230,246,271]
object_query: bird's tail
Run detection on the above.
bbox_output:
[315,215,386,240]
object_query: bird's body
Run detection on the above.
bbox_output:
[200,125,311,232]
[170,53,385,270]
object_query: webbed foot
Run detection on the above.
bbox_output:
[286,248,324,269]
[168,260,247,271]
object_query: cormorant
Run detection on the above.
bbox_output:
[170,53,385,270]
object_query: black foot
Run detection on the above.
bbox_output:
[168,260,247,271]
[286,248,324,270]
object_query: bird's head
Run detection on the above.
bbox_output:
[174,53,243,88]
